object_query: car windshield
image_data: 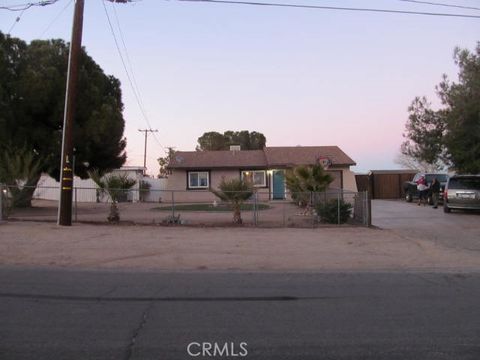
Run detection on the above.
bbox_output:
[448,177,480,190]
[425,174,448,183]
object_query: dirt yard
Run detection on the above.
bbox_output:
[1,220,479,272]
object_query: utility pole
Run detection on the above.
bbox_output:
[57,0,85,226]
[138,129,158,174]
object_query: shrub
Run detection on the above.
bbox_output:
[285,164,333,207]
[316,199,352,224]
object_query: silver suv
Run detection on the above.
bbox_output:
[443,175,480,213]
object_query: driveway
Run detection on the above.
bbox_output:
[373,200,480,252]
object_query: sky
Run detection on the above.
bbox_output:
[1,0,479,175]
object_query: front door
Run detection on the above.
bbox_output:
[272,170,285,200]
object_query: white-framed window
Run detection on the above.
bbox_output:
[241,170,266,187]
[188,171,209,189]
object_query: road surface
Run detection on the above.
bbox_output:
[1,268,479,360]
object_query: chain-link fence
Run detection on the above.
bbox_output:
[1,184,371,227]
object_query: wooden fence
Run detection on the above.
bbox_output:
[355,170,417,199]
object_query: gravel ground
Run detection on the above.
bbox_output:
[1,220,479,272]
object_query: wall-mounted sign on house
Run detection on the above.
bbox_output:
[165,146,357,203]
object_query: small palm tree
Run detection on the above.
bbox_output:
[0,146,46,208]
[88,169,136,222]
[211,177,254,224]
[285,164,333,207]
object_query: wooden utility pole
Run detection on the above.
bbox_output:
[138,129,158,173]
[58,0,85,226]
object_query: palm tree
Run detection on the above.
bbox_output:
[211,177,254,224]
[285,164,333,207]
[0,146,47,208]
[88,169,136,222]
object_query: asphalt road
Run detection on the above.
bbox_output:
[1,268,479,360]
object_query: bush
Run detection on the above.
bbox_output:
[316,199,352,224]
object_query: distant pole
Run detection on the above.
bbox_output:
[58,0,85,226]
[138,129,158,174]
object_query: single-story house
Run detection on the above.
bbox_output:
[165,146,357,203]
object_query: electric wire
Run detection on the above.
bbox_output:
[101,0,166,152]
[176,0,480,19]
[7,8,26,34]
[39,0,73,38]
[396,0,480,12]
[1,0,60,11]
[109,1,166,151]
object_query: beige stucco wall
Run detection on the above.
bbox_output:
[342,168,358,192]
[165,166,357,203]
[165,169,271,203]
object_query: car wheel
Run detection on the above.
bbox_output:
[443,204,451,213]
[405,192,412,202]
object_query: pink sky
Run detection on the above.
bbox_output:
[1,0,478,174]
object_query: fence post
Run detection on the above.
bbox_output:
[74,187,78,222]
[171,191,175,219]
[283,201,286,227]
[0,184,4,223]
[366,190,372,227]
[337,192,340,225]
[254,192,258,226]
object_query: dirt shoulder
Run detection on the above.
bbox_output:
[0,221,479,272]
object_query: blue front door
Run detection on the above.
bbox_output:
[272,170,285,200]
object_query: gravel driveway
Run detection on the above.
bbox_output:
[373,199,480,252]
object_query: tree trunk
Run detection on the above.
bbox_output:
[232,204,242,224]
[108,201,120,223]
[11,175,41,208]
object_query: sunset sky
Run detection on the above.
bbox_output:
[1,0,478,174]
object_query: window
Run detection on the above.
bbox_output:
[241,170,266,187]
[188,171,209,189]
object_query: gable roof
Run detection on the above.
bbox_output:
[264,146,356,167]
[167,146,355,169]
[169,150,267,169]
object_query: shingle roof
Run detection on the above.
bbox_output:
[264,146,356,167]
[167,146,355,169]
[168,150,267,169]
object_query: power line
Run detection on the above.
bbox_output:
[111,2,144,106]
[138,129,158,171]
[396,0,480,12]
[107,1,167,151]
[176,0,480,19]
[101,0,166,153]
[7,8,26,34]
[109,1,168,152]
[39,0,73,38]
[0,0,60,11]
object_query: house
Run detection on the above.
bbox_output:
[165,146,357,203]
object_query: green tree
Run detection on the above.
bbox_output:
[285,164,333,207]
[402,44,480,173]
[196,131,228,151]
[196,130,266,151]
[88,170,136,223]
[401,97,447,165]
[0,32,126,206]
[211,178,254,224]
[157,147,176,178]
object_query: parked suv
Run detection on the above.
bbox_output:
[443,175,480,213]
[404,173,449,204]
